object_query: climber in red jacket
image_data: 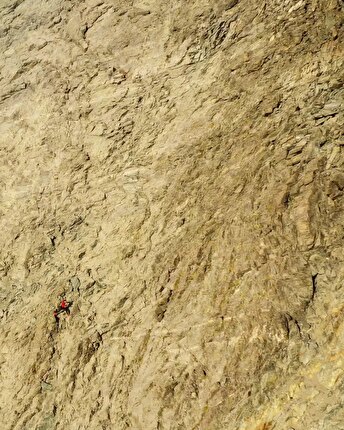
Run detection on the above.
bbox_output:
[60,298,70,315]
[61,299,67,307]
[53,297,71,326]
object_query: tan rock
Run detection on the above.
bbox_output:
[0,1,344,429]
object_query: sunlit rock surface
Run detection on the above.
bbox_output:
[0,1,343,429]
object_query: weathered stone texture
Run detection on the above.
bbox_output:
[0,0,343,429]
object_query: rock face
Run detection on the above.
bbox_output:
[0,1,343,429]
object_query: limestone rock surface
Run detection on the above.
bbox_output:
[0,1,344,429]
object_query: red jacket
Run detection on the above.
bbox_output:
[61,299,68,309]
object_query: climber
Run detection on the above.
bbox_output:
[53,297,71,320]
[58,297,71,316]
[52,293,73,330]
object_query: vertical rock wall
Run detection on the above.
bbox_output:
[0,1,343,429]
